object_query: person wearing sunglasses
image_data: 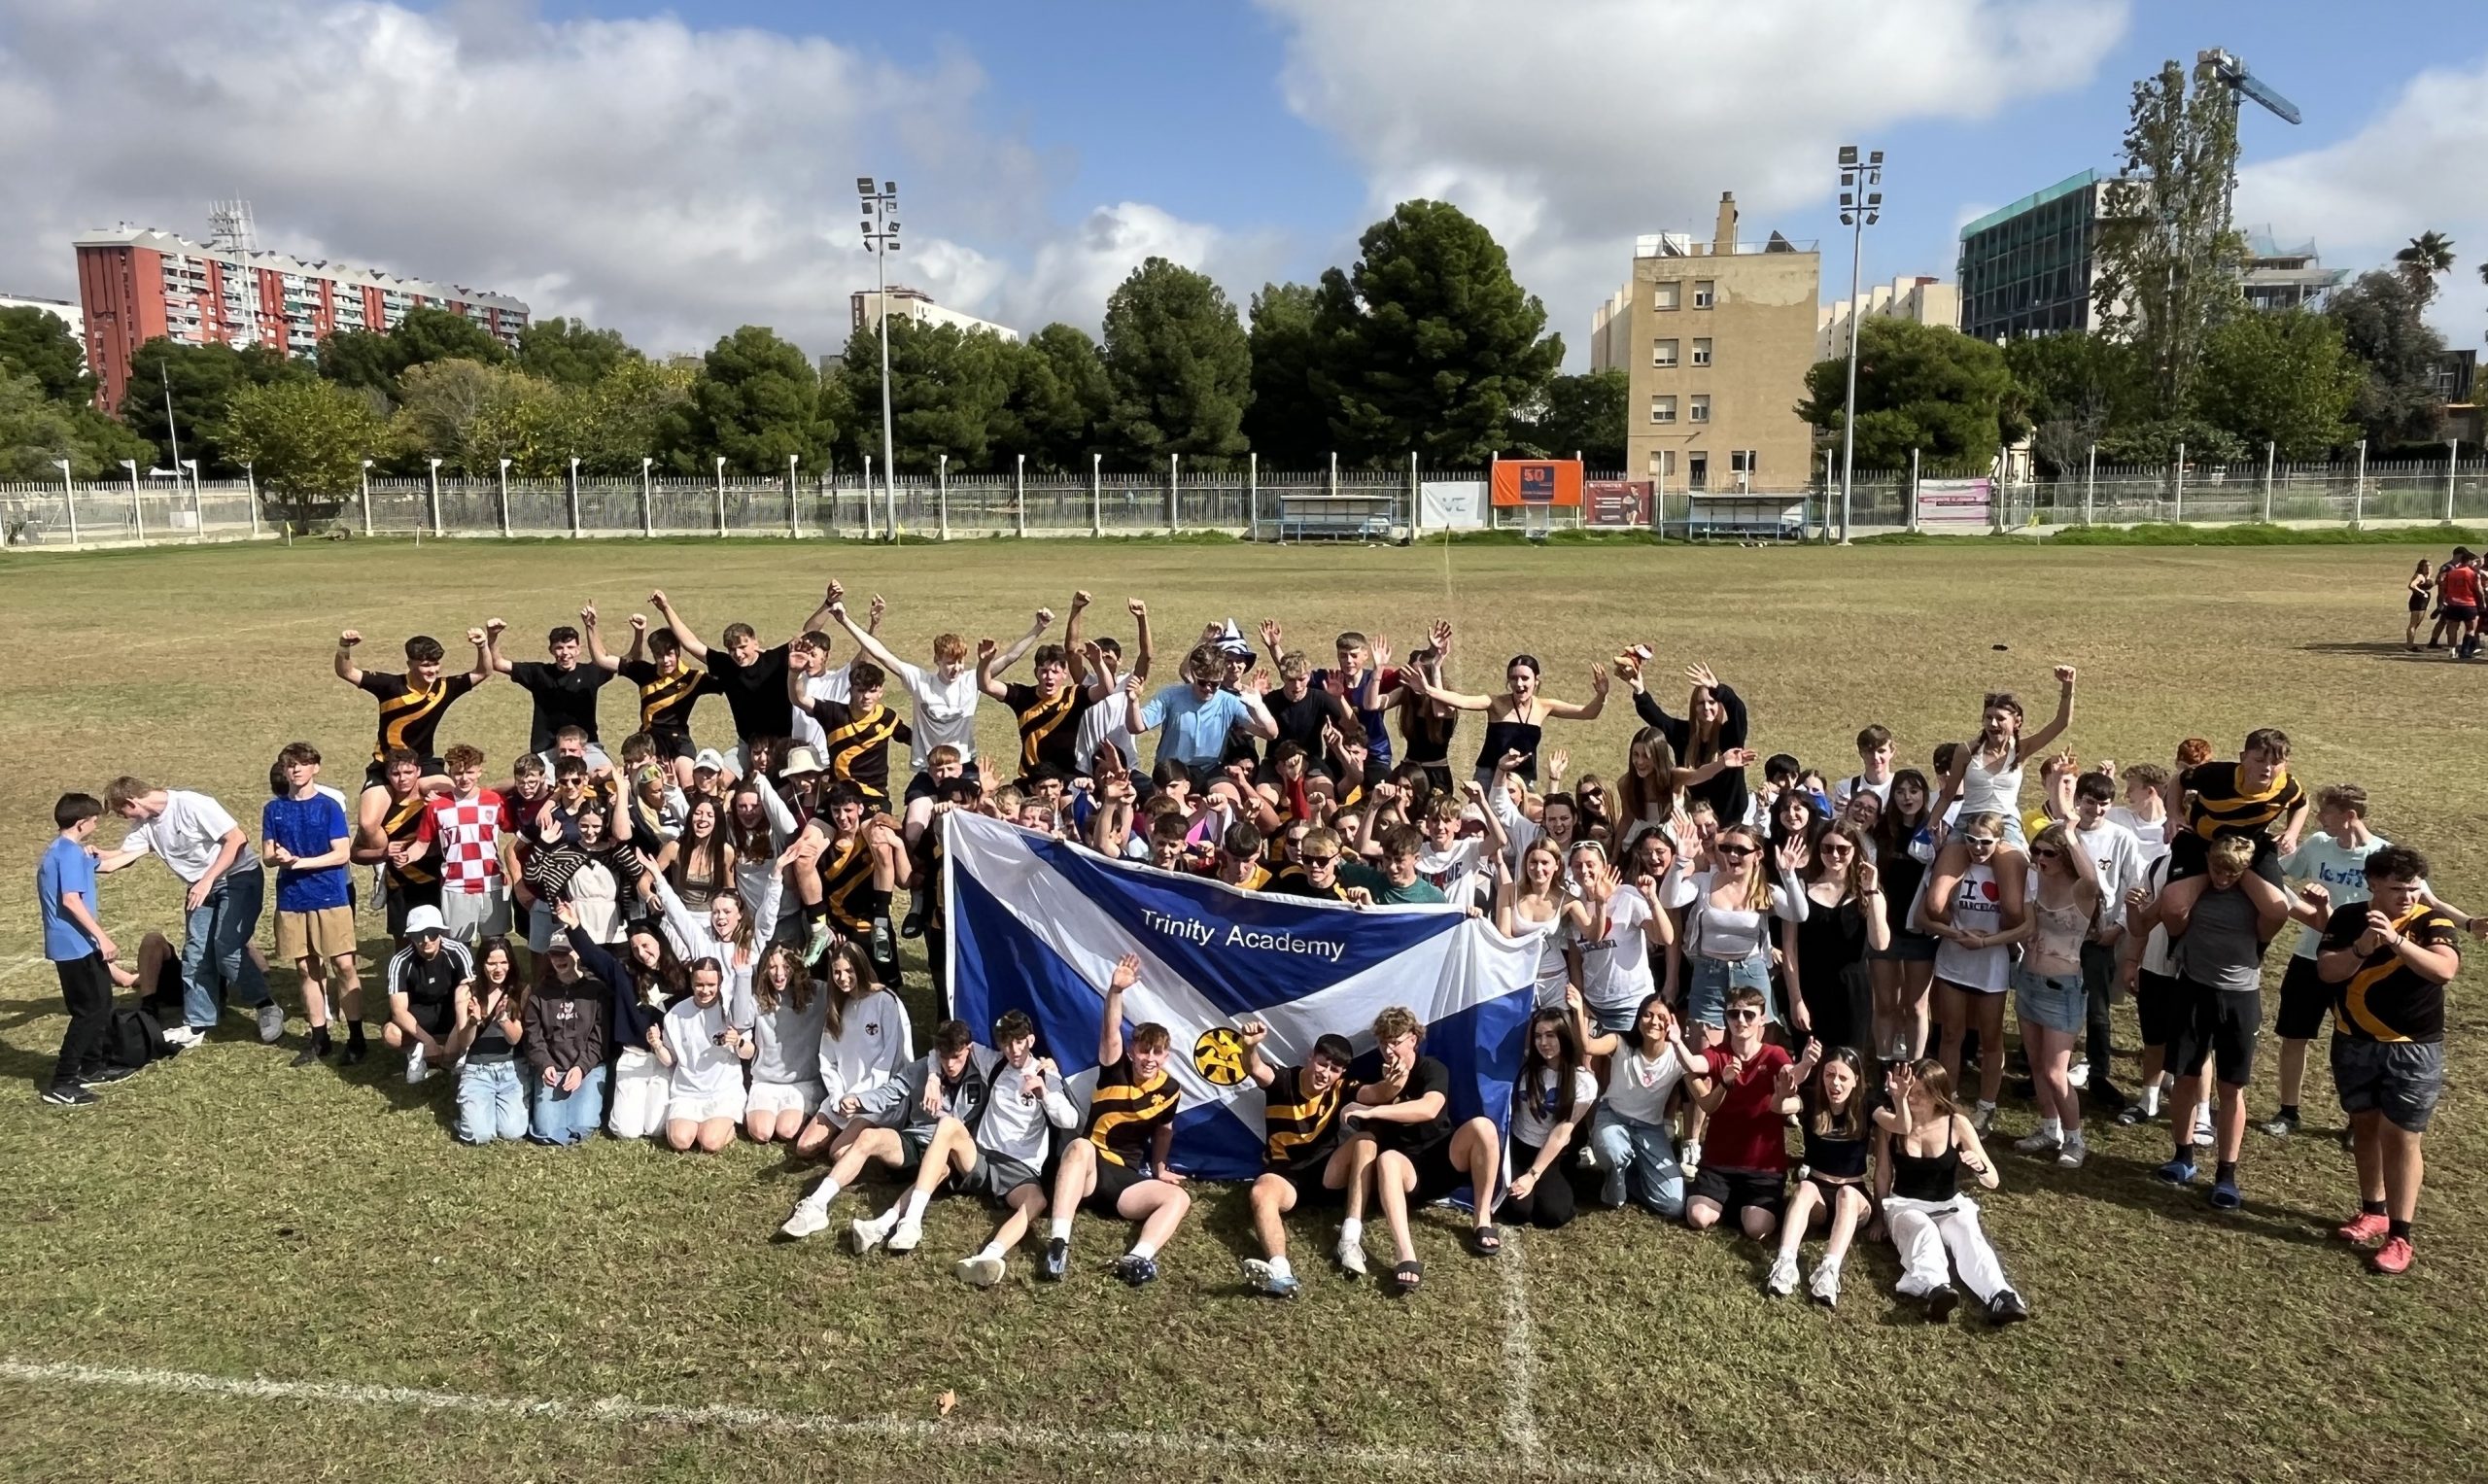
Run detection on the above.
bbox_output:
[1683,986,1796,1240]
[1920,811,2030,1132]
[2011,824,2104,1166]
[1265,827,1367,905]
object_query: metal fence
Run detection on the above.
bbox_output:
[7,453,2486,551]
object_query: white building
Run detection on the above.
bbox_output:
[1816,275,1960,361]
[0,293,84,358]
[849,286,1019,343]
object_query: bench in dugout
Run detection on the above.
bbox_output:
[1272,494,1399,542]
[1676,492,1806,542]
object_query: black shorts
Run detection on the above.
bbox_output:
[2332,1036,2444,1133]
[2167,979,2260,1087]
[384,880,443,938]
[2275,955,2332,1041]
[365,755,445,789]
[1691,1165,1787,1221]
[2166,832,2283,887]
[1802,1174,1870,1213]
[1402,1137,1469,1206]
[652,730,697,763]
[1276,1161,1348,1208]
[1084,1152,1153,1214]
[2442,601,2479,624]
[2411,592,2430,613]
[2134,967,2184,1049]
[902,760,983,806]
[953,1149,1042,1203]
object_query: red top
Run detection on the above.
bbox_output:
[1700,1043,1794,1173]
[2440,563,2480,606]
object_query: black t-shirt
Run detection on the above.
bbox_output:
[1368,1053,1453,1153]
[1001,681,1094,777]
[358,670,476,763]
[710,642,793,742]
[618,658,710,736]
[2321,900,2460,1043]
[508,661,613,752]
[391,943,469,1030]
[1263,866,1348,901]
[810,698,911,802]
[1265,688,1349,775]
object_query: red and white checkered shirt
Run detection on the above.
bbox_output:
[430,789,505,894]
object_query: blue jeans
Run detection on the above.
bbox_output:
[1686,952,1771,1028]
[456,1058,529,1144]
[181,869,269,1029]
[1587,1106,1685,1218]
[530,1061,607,1145]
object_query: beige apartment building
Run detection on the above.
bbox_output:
[1816,274,1960,361]
[1590,193,1819,492]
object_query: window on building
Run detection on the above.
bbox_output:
[1652,339,1678,367]
[1646,449,1677,478]
[1730,450,1758,474]
[1691,338,1712,366]
[1687,452,1709,490]
[1689,395,1710,424]
[1653,281,1680,311]
[1692,280,1716,308]
[1650,396,1676,425]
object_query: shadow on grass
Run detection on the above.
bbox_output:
[2296,640,2466,662]
[2006,1146,2336,1248]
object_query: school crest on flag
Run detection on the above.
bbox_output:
[942,812,1539,1181]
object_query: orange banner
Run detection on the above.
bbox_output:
[1490,459,1583,507]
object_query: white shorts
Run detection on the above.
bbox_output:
[747,1078,823,1119]
[667,1088,747,1124]
[441,884,510,944]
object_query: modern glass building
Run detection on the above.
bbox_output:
[1955,169,2103,343]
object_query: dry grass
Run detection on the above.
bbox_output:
[0,535,2480,1482]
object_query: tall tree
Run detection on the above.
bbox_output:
[2193,309,2362,460]
[0,369,149,480]
[2393,230,2456,304]
[1241,282,1329,467]
[1798,318,2027,468]
[993,323,1110,473]
[2092,57,2247,418]
[518,317,640,388]
[836,318,1012,472]
[119,337,310,474]
[1514,369,1628,466]
[1308,200,1563,466]
[223,378,391,500]
[390,305,512,370]
[664,326,834,475]
[2326,269,2448,450]
[561,357,693,474]
[1100,257,1252,465]
[2004,332,2149,473]
[315,327,406,407]
[0,306,91,403]
[392,359,531,475]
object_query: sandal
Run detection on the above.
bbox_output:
[1391,1260,1424,1295]
[1467,1225,1503,1258]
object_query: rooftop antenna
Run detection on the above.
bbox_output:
[207,198,258,254]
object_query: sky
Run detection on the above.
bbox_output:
[2,0,2484,368]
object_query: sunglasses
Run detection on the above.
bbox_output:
[2031,846,2063,860]
[1729,1009,1763,1022]
[1965,836,2001,847]
[1717,844,1755,858]
[1302,853,1339,867]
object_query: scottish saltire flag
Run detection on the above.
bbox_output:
[943,812,1539,1182]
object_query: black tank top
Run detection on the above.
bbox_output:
[1802,1124,1868,1180]
[1475,715,1544,778]
[1888,1121,1961,1201]
[1401,701,1456,767]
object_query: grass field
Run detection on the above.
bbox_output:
[0,535,2481,1484]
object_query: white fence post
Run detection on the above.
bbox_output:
[2083,443,2095,527]
[639,458,653,537]
[2353,439,2367,529]
[497,459,511,537]
[245,463,259,538]
[568,457,582,537]
[1015,454,1026,539]
[1408,450,1420,537]
[789,455,801,539]
[2448,439,2460,525]
[2172,441,2185,524]
[713,457,727,537]
[862,456,877,540]
[1090,454,1102,537]
[1248,452,1259,540]
[938,454,950,541]
[2262,441,2274,524]
[360,460,373,537]
[57,462,80,548]
[1908,448,1920,535]
[128,462,144,543]
[428,459,443,536]
[1169,453,1180,535]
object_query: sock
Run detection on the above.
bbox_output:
[804,1177,842,1211]
[2140,1083,2162,1116]
[898,1189,931,1223]
[1338,1217,1364,1246]
[1127,1238,1160,1260]
[2215,1160,2237,1185]
[1266,1255,1293,1281]
[347,1021,367,1047]
[2278,1103,2298,1122]
[311,1023,331,1049]
[2387,1219,2412,1240]
[1048,1216,1072,1242]
[2171,1142,2191,1163]
[2363,1198,2388,1217]
[2038,1117,2062,1139]
[977,1239,1008,1261]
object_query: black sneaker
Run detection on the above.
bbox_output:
[899,907,926,941]
[1038,1238,1068,1282]
[79,1064,140,1086]
[40,1083,98,1107]
[340,1037,368,1066]
[1924,1284,1958,1324]
[1988,1290,2031,1325]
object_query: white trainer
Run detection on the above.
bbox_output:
[1765,1253,1799,1296]
[779,1202,830,1241]
[257,1004,286,1043]
[404,1044,429,1085]
[955,1254,1007,1288]
[886,1219,924,1255]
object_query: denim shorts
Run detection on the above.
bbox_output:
[2013,964,2086,1037]
[1687,952,1772,1027]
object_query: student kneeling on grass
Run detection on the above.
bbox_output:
[1041,952,1192,1288]
[452,936,529,1144]
[385,905,472,1084]
[655,956,751,1152]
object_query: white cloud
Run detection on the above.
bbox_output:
[2237,56,2488,347]
[0,0,1240,362]
[993,202,1286,338]
[1259,0,2129,362]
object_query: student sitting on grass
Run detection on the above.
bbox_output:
[1767,1042,1874,1308]
[1875,1059,2026,1325]
[452,936,529,1145]
[745,944,827,1146]
[1040,953,1192,1288]
[778,1017,994,1243]
[653,956,751,1153]
[789,940,916,1159]
[1237,1021,1368,1299]
[1347,1003,1506,1296]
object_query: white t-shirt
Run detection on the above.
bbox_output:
[1932,863,2020,992]
[2139,854,2176,976]
[661,994,745,1100]
[1603,1043,1688,1126]
[2071,818,2147,930]
[1075,686,1140,774]
[888,659,980,769]
[817,987,915,1104]
[2107,806,2170,864]
[1685,871,1795,962]
[1833,773,1895,809]
[2280,831,2390,959]
[121,789,259,882]
[1510,1064,1600,1149]
[976,1058,1078,1165]
[1568,889,1658,1015]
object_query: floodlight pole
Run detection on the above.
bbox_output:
[1835,145,1883,546]
[860,175,903,541]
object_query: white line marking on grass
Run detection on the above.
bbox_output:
[0,1356,1688,1481]
[1495,1227,1543,1467]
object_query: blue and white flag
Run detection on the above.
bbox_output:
[943,812,1540,1182]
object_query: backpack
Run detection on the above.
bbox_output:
[104,1005,171,1070]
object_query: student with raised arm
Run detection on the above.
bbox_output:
[1396,650,1608,790]
[1238,1020,1368,1298]
[592,609,712,791]
[1127,642,1281,790]
[333,626,492,788]
[1040,953,1192,1287]
[1875,1058,2025,1324]
[978,606,1099,784]
[832,597,984,803]
[1683,985,1796,1241]
[1618,655,1751,827]
[96,776,279,1051]
[1073,601,1155,779]
[648,582,835,753]
[1345,1004,1505,1295]
[487,608,616,757]
[1573,987,1703,1217]
[1767,1042,1875,1305]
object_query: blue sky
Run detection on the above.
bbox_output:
[6,0,2485,362]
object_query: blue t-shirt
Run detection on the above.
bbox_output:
[261,793,352,914]
[38,835,99,962]
[1138,684,1250,769]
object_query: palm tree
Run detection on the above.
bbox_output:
[2396,230,2456,303]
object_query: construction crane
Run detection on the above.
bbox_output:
[2199,49,2301,126]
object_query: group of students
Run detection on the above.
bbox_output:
[30,577,2470,1311]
